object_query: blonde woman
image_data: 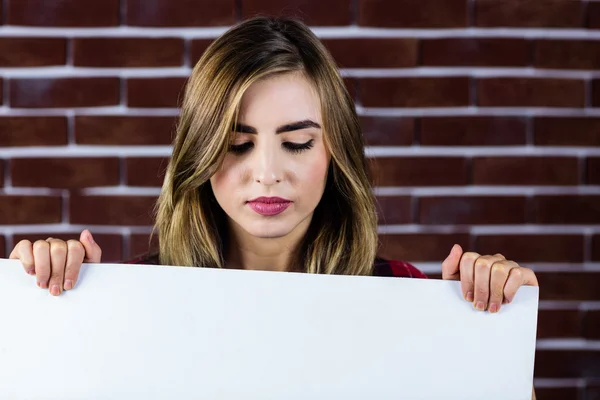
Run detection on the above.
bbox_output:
[10,16,537,398]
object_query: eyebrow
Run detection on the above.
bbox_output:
[233,119,321,134]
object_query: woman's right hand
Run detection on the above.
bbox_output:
[9,229,102,296]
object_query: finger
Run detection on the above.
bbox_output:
[472,255,505,311]
[503,267,538,304]
[32,240,51,289]
[488,260,516,313]
[47,239,68,296]
[441,244,462,280]
[79,230,102,263]
[64,240,85,290]
[9,240,35,275]
[458,251,480,303]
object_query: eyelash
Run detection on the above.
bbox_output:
[229,140,314,155]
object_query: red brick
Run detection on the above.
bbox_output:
[420,117,527,146]
[11,158,120,189]
[370,157,468,187]
[535,40,600,70]
[583,310,600,339]
[7,0,119,26]
[75,116,176,145]
[375,196,412,225]
[475,235,585,263]
[190,39,214,65]
[538,272,600,301]
[73,38,184,67]
[535,387,579,400]
[419,196,528,225]
[358,0,467,28]
[323,39,417,68]
[70,195,157,226]
[359,117,414,146]
[590,1,600,29]
[126,158,169,187]
[586,382,600,400]
[537,309,581,338]
[378,233,470,262]
[10,78,120,108]
[0,162,3,186]
[534,196,600,224]
[475,0,584,28]
[126,0,235,27]
[12,233,123,263]
[126,78,187,108]
[0,196,61,224]
[477,78,585,108]
[593,80,600,107]
[422,38,530,67]
[535,349,600,378]
[344,78,357,101]
[0,236,5,258]
[360,78,470,108]
[129,233,159,259]
[243,0,351,26]
[594,235,600,261]
[473,157,580,186]
[534,117,600,147]
[0,38,66,67]
[0,117,67,146]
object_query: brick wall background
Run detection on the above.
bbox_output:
[0,0,599,398]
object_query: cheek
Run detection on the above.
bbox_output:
[295,149,330,189]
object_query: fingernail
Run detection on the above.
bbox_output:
[466,291,474,302]
[505,296,513,304]
[51,285,60,296]
[489,303,499,313]
[64,280,73,290]
[27,268,35,275]
[475,301,485,311]
[39,281,47,289]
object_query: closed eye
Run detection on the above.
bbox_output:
[229,140,314,155]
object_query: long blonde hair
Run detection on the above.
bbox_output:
[155,16,378,275]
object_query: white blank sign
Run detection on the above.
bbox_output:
[0,258,538,399]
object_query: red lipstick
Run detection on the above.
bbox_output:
[247,197,292,216]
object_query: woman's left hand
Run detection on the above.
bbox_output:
[441,244,539,313]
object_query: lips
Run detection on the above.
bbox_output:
[247,197,292,216]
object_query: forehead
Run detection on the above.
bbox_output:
[238,72,322,123]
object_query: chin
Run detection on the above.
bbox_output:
[245,226,292,239]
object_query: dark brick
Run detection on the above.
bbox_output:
[537,309,581,338]
[535,349,600,378]
[7,0,120,26]
[242,0,352,26]
[70,195,157,226]
[73,38,184,67]
[0,38,66,67]
[0,196,61,224]
[534,196,600,224]
[360,78,470,108]
[11,158,120,189]
[370,157,468,186]
[537,272,600,301]
[419,196,528,225]
[75,116,176,145]
[422,38,530,67]
[323,39,417,68]
[593,80,600,107]
[127,0,235,27]
[375,196,412,225]
[420,116,527,146]
[475,235,585,263]
[535,40,600,70]
[126,157,170,187]
[477,78,585,108]
[590,1,600,29]
[129,233,159,259]
[126,78,187,108]
[534,387,579,400]
[473,157,580,186]
[475,0,584,28]
[10,78,120,108]
[0,117,67,146]
[378,233,470,262]
[534,117,600,147]
[359,117,414,146]
[583,310,600,339]
[593,235,600,261]
[358,0,468,28]
[190,39,215,65]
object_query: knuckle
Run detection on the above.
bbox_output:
[475,258,491,271]
[510,268,523,280]
[67,240,84,253]
[50,241,68,258]
[32,240,48,250]
[491,262,507,275]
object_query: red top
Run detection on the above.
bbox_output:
[125,253,428,279]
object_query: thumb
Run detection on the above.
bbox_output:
[79,229,102,263]
[441,244,463,280]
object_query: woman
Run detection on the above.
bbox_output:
[9,16,537,398]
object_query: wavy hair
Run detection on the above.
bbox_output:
[154,16,378,275]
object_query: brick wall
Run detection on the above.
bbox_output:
[0,0,599,398]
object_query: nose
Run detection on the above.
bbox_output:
[254,142,283,185]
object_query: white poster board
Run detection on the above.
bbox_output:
[0,259,538,399]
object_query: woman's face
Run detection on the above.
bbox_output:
[210,72,331,240]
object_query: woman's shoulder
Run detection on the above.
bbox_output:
[373,257,428,279]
